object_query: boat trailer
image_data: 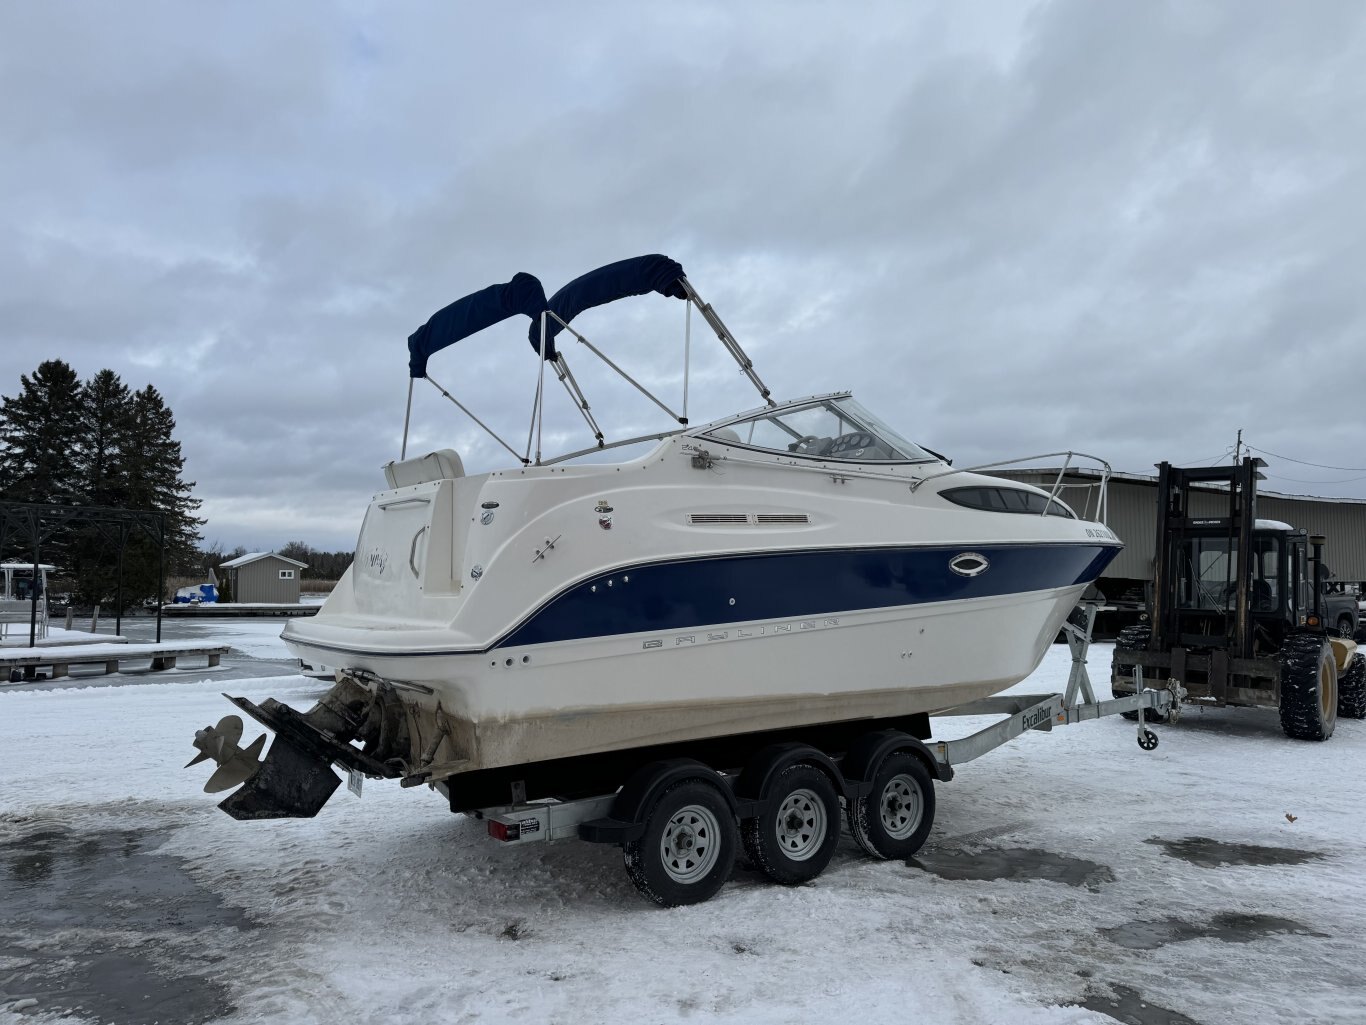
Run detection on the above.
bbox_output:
[187,598,1178,904]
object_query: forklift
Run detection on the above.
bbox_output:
[1112,458,1365,741]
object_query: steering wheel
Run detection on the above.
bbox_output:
[827,431,876,457]
[787,435,829,455]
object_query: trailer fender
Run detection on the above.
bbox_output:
[841,730,951,794]
[579,759,743,845]
[736,742,847,804]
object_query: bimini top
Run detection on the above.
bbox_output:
[406,254,688,377]
[397,253,772,468]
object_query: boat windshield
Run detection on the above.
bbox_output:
[703,397,938,463]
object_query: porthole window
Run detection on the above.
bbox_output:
[940,486,1075,518]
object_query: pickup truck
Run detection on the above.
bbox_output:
[1323,578,1361,639]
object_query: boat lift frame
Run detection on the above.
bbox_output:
[467,598,1179,847]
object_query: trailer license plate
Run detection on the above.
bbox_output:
[347,768,363,798]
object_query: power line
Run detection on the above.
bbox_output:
[1246,444,1366,473]
[1263,472,1366,486]
[1174,448,1233,467]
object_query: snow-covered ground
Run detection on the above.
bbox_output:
[2,644,1364,1025]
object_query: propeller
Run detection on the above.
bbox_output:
[186,714,267,793]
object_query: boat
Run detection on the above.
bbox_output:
[189,254,1122,819]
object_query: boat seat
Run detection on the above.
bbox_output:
[383,448,465,489]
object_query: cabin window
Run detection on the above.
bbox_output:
[279,569,295,580]
[940,486,1075,518]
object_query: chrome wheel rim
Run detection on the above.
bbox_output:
[880,774,923,839]
[660,804,721,883]
[773,787,826,861]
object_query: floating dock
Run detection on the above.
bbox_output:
[2,641,231,682]
[160,602,320,618]
[0,627,129,649]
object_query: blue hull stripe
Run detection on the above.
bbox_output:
[496,542,1120,649]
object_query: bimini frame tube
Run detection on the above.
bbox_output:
[424,373,528,465]
[553,353,604,445]
[677,277,775,408]
[683,299,691,424]
[400,377,414,460]
[548,310,685,424]
[526,315,548,464]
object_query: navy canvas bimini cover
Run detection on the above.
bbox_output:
[532,254,686,355]
[408,272,547,378]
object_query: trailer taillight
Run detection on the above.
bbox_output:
[488,819,519,842]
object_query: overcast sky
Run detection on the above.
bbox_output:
[4,1,1366,553]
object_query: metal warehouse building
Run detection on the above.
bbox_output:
[991,467,1366,597]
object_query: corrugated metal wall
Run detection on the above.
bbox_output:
[990,470,1366,582]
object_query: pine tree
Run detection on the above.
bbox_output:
[122,384,204,595]
[0,359,85,506]
[1,362,205,604]
[67,369,137,604]
[77,369,134,508]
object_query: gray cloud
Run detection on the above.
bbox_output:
[3,1,1366,553]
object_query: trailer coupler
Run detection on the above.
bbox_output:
[187,686,401,820]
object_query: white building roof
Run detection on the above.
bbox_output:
[219,552,309,570]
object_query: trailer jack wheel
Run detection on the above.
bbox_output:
[1137,729,1159,751]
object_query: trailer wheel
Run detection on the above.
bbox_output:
[623,778,737,907]
[741,763,840,885]
[1112,625,1164,722]
[1337,653,1366,720]
[849,751,935,860]
[1279,634,1338,741]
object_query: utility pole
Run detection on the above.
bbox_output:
[1233,428,1242,464]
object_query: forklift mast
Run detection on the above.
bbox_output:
[1149,457,1265,660]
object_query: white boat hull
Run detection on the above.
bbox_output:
[285,580,1089,773]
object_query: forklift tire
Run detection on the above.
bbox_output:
[1279,634,1338,741]
[1112,625,1164,722]
[1337,653,1366,720]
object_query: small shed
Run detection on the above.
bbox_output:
[219,552,308,604]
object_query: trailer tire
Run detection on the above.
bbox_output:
[1336,653,1366,720]
[741,763,840,885]
[849,751,935,860]
[1279,634,1338,741]
[623,778,737,907]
